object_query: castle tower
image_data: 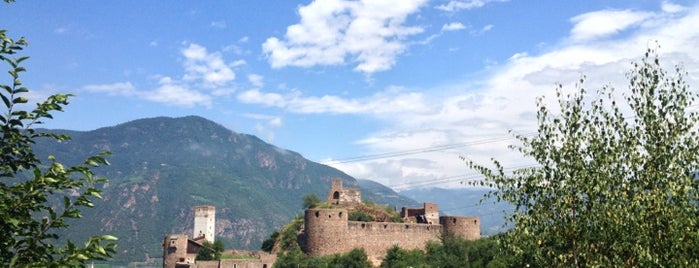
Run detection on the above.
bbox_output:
[439,216,480,240]
[193,205,216,243]
[303,208,349,256]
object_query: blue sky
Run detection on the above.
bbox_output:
[2,0,698,190]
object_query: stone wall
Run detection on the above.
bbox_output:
[440,216,481,240]
[326,179,361,205]
[304,208,445,264]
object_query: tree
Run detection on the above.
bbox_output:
[195,240,224,261]
[467,47,699,266]
[327,248,372,268]
[380,245,427,268]
[1,12,116,267]
[301,193,321,209]
[260,231,279,253]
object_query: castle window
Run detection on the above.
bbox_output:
[453,218,457,224]
[405,225,409,229]
[361,223,366,229]
[339,212,343,218]
[474,220,477,224]
[333,191,340,200]
[384,224,387,229]
[315,211,320,218]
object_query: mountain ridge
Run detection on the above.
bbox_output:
[31,115,419,264]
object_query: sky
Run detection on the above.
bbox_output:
[2,0,698,191]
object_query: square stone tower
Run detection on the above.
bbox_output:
[193,205,215,243]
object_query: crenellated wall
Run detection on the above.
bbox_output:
[303,208,480,264]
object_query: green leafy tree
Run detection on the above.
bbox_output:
[195,240,225,261]
[467,47,699,266]
[327,248,372,268]
[260,231,279,253]
[380,245,427,268]
[348,210,375,222]
[1,18,116,268]
[302,193,321,209]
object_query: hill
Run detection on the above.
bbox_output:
[31,116,418,264]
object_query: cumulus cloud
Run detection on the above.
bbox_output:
[237,86,430,115]
[569,10,652,42]
[442,22,467,31]
[435,0,506,12]
[262,0,427,73]
[144,77,213,107]
[248,74,264,88]
[181,43,236,87]
[83,82,136,96]
[82,43,240,108]
[323,3,699,188]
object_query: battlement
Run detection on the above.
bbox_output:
[303,207,480,265]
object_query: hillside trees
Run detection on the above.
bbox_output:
[1,12,116,267]
[467,48,699,266]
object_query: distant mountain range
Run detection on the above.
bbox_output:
[31,116,423,264]
[399,187,513,235]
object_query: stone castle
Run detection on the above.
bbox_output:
[162,179,480,267]
[303,179,480,265]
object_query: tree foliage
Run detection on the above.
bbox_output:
[195,240,224,261]
[467,48,699,266]
[1,11,116,267]
[379,235,505,268]
[302,193,321,209]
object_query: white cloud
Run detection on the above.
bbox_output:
[262,0,428,73]
[181,43,236,87]
[83,82,136,96]
[662,1,685,13]
[81,43,242,108]
[442,22,466,31]
[244,113,284,142]
[210,20,227,29]
[143,77,213,107]
[248,74,264,88]
[435,0,506,12]
[237,86,430,115]
[322,3,699,188]
[569,10,652,42]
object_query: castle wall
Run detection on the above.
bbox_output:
[345,221,441,257]
[304,208,442,263]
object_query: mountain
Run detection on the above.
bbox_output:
[398,187,513,235]
[31,116,418,264]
